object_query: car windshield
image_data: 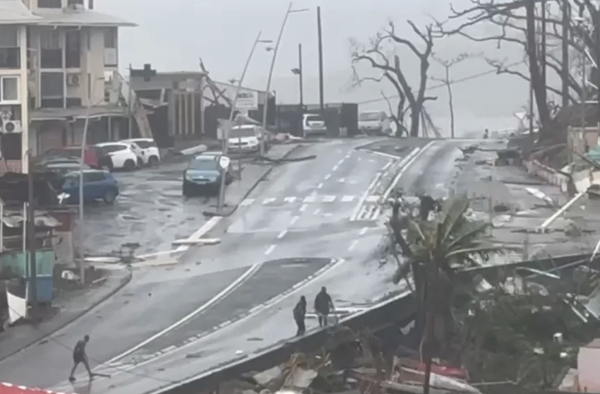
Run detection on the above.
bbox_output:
[230,128,256,138]
[189,158,218,171]
[306,115,323,122]
[360,112,383,121]
[134,140,157,149]
[48,163,87,175]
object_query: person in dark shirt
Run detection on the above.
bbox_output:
[314,287,334,327]
[293,296,307,336]
[69,335,92,382]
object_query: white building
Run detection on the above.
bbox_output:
[0,0,135,172]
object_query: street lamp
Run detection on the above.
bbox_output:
[78,77,105,284]
[260,3,309,155]
[291,43,304,112]
[216,32,272,214]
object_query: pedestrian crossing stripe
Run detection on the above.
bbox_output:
[239,194,382,207]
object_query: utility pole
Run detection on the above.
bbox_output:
[540,0,547,105]
[26,153,37,314]
[127,64,133,139]
[298,43,304,108]
[317,6,324,115]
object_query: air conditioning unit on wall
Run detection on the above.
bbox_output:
[1,120,22,134]
[67,74,80,86]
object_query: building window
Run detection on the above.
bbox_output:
[41,72,64,108]
[38,0,62,8]
[104,28,117,48]
[0,76,19,104]
[65,30,81,68]
[0,26,20,69]
[40,29,63,69]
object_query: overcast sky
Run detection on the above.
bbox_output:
[97,0,553,135]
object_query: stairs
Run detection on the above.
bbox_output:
[115,72,153,139]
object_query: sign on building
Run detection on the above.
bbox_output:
[235,90,258,109]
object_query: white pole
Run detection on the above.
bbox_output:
[217,31,263,214]
[260,2,293,156]
[538,191,587,232]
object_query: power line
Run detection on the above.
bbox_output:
[356,60,526,105]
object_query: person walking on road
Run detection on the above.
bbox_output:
[69,335,92,382]
[314,286,334,327]
[293,296,307,336]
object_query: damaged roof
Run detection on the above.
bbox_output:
[0,0,41,24]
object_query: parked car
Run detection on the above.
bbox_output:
[302,114,327,137]
[62,169,119,205]
[43,146,103,168]
[120,138,161,166]
[228,125,267,153]
[45,160,91,177]
[95,142,139,171]
[182,152,233,196]
[358,110,392,135]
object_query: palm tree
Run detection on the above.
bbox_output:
[387,194,513,394]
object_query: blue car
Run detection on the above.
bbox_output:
[62,169,119,205]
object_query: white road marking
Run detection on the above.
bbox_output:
[342,195,355,202]
[277,230,287,239]
[265,245,276,255]
[382,161,392,171]
[382,142,435,201]
[365,195,379,203]
[348,240,358,251]
[314,208,320,214]
[357,157,362,161]
[317,183,323,189]
[360,227,368,235]
[239,199,254,206]
[338,178,345,183]
[303,195,316,203]
[300,204,308,212]
[76,259,347,386]
[350,173,382,221]
[283,196,297,203]
[262,197,276,205]
[174,216,222,253]
[290,216,299,225]
[324,174,331,180]
[101,263,261,365]
[322,195,336,202]
[337,158,345,166]
[332,165,339,171]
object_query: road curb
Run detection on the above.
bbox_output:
[0,269,132,363]
[219,144,304,217]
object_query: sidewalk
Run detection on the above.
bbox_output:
[0,268,131,362]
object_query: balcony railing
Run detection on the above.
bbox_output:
[40,49,63,69]
[0,48,20,69]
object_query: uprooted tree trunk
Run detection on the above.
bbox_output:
[351,21,437,137]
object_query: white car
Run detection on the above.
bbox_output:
[95,142,139,171]
[302,114,327,137]
[121,138,161,166]
[227,125,267,153]
[359,110,392,135]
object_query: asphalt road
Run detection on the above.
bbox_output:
[0,138,455,393]
[82,162,211,257]
[44,139,439,394]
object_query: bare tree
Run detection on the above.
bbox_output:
[431,53,478,138]
[435,0,596,141]
[351,21,438,137]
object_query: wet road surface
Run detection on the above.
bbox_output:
[47,139,438,394]
[82,162,211,256]
[1,138,446,392]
